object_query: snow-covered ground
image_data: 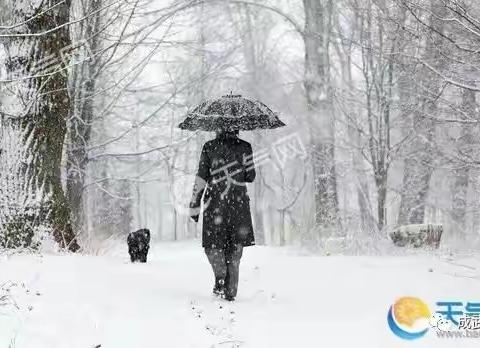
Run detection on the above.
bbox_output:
[1,240,479,348]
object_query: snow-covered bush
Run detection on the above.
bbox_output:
[389,224,443,248]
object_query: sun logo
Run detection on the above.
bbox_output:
[388,297,431,340]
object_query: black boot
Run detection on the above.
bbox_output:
[224,294,235,301]
[213,278,225,297]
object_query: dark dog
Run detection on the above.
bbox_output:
[127,229,150,263]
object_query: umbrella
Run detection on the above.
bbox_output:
[178,94,286,131]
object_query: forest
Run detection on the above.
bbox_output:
[1,0,480,252]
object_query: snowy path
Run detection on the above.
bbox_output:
[1,240,479,348]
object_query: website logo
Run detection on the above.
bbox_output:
[387,297,431,340]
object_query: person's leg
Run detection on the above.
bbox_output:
[204,248,227,295]
[224,244,243,300]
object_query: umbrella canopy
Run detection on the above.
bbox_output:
[178,94,286,131]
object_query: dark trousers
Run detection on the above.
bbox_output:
[204,244,243,298]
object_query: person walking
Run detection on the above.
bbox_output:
[189,130,256,301]
[178,94,285,301]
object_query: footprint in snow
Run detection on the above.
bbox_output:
[189,298,239,343]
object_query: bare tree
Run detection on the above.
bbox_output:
[303,0,340,233]
[66,0,103,237]
[450,87,476,239]
[397,0,447,226]
[234,3,275,244]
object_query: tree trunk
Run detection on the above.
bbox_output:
[470,171,480,236]
[303,0,339,232]
[66,0,101,238]
[4,0,79,251]
[451,166,469,238]
[397,0,445,226]
[451,88,476,239]
[241,5,266,244]
[376,174,387,230]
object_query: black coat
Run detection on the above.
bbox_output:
[190,134,256,249]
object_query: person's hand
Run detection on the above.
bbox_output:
[191,215,199,223]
